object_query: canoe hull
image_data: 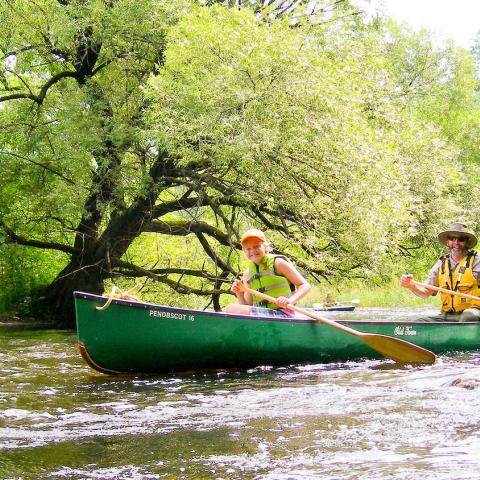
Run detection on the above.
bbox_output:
[74,292,480,374]
[314,305,356,312]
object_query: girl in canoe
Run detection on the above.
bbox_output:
[224,229,311,317]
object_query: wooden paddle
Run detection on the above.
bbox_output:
[240,285,437,365]
[413,281,480,301]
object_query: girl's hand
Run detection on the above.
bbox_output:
[275,296,291,307]
[231,279,245,295]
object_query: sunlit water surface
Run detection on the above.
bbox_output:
[1,307,480,479]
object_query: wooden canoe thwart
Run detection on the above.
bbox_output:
[74,292,480,375]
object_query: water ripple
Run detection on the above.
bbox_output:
[1,322,480,479]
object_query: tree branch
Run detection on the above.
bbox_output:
[1,151,78,185]
[0,219,77,254]
[0,71,79,105]
[145,219,232,247]
[0,92,39,103]
[195,231,236,275]
[37,71,79,103]
[112,258,231,296]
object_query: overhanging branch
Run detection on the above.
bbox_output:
[0,71,79,105]
[112,258,231,296]
[195,231,236,274]
[0,219,77,254]
[1,151,77,185]
[145,219,232,247]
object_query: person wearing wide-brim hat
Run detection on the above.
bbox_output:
[400,222,480,322]
[437,222,477,249]
[224,228,311,317]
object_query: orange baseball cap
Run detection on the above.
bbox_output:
[240,228,267,245]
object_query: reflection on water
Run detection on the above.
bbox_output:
[1,309,480,480]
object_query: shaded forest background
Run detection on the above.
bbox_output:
[2,0,480,327]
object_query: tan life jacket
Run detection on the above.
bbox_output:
[437,252,480,312]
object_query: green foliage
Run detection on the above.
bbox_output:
[146,4,459,281]
[0,245,67,313]
[384,20,480,231]
[2,0,480,320]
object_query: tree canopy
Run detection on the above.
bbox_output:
[1,0,479,325]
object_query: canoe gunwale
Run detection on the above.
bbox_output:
[73,291,480,326]
[74,291,316,325]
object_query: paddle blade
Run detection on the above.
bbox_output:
[239,284,436,365]
[362,334,436,364]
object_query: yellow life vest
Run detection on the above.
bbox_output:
[247,254,293,309]
[437,252,480,312]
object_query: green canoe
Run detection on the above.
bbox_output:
[74,291,480,374]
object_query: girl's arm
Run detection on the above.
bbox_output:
[274,258,311,305]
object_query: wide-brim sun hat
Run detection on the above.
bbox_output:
[437,222,477,248]
[240,228,267,245]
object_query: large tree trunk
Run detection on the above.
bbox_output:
[35,253,108,328]
[32,161,170,327]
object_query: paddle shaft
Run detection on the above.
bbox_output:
[240,285,437,364]
[242,286,383,337]
[413,281,480,301]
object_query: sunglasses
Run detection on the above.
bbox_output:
[447,236,468,242]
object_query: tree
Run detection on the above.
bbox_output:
[384,20,480,235]
[0,0,460,326]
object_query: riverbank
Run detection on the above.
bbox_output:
[0,312,57,328]
[306,280,439,308]
[0,280,440,325]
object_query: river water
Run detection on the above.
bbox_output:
[1,307,480,480]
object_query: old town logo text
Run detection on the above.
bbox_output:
[394,326,417,336]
